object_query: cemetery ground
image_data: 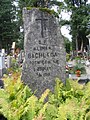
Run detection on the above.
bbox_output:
[0,55,90,119]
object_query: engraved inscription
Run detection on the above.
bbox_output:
[28,52,58,59]
[27,40,60,77]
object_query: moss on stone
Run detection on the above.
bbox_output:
[39,7,59,18]
[26,7,59,18]
[26,7,33,10]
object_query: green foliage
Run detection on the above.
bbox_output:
[44,104,57,120]
[66,53,71,61]
[11,58,19,70]
[0,75,50,120]
[60,0,90,51]
[49,79,90,120]
[6,58,20,73]
[0,76,90,120]
[18,0,63,8]
[0,0,20,52]
[64,38,72,53]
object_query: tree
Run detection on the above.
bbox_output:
[0,0,19,53]
[63,0,90,53]
[71,5,89,51]
[64,37,72,53]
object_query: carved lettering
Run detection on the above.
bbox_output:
[28,52,58,59]
[39,39,47,44]
[53,60,59,64]
[37,66,51,71]
[33,46,51,51]
[38,73,42,77]
[29,60,51,65]
[28,42,60,78]
[43,72,50,77]
[36,72,51,77]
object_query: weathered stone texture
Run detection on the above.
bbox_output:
[22,8,66,97]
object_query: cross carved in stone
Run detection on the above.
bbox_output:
[36,12,48,38]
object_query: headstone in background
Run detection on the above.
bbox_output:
[87,45,90,58]
[22,8,66,97]
[17,50,25,64]
[12,42,15,49]
[0,55,6,77]
[7,55,11,68]
[11,42,16,58]
[2,49,5,56]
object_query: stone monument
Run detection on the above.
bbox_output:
[7,55,11,68]
[0,50,6,77]
[22,8,66,96]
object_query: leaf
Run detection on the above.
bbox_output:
[33,113,45,120]
[45,104,57,120]
[39,102,48,115]
[39,89,50,103]
[85,111,90,120]
[65,79,71,91]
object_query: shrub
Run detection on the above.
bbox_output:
[0,75,90,120]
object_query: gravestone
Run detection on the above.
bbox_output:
[22,8,66,97]
[2,49,5,56]
[11,42,16,58]
[17,50,25,64]
[7,55,11,68]
[0,53,6,77]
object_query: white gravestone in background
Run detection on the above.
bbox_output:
[0,55,6,77]
[2,49,5,56]
[7,56,11,68]
[12,42,16,57]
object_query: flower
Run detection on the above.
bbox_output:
[75,70,81,75]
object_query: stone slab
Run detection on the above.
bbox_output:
[22,8,66,97]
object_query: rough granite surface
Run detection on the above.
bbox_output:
[22,8,66,97]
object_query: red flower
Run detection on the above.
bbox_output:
[75,70,81,74]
